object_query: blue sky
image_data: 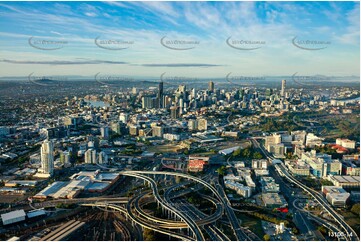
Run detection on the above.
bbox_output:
[0,1,359,78]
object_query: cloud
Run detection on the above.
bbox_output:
[0,59,128,65]
[337,4,360,45]
[140,63,223,67]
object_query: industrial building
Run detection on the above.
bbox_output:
[33,181,68,199]
[328,175,360,189]
[1,210,26,225]
[218,146,241,156]
[33,171,120,199]
[27,209,46,220]
[4,180,38,187]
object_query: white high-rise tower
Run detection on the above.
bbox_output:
[281,79,286,97]
[41,139,54,175]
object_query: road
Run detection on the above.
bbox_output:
[251,137,359,241]
[120,170,251,241]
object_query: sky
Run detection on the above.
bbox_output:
[0,1,359,79]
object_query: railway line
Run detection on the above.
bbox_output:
[38,219,85,241]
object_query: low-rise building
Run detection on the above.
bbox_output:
[328,175,360,189]
[260,176,280,193]
[224,180,252,198]
[163,133,181,141]
[285,160,310,176]
[4,180,38,187]
[262,193,287,208]
[252,159,268,169]
[33,181,68,199]
[254,169,269,177]
[336,138,356,149]
[306,133,324,147]
[218,146,240,156]
[322,186,350,207]
[188,156,209,172]
[1,210,26,225]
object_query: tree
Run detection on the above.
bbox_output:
[285,152,293,159]
[253,152,263,159]
[320,179,334,186]
[242,148,251,158]
[217,166,226,176]
[351,203,360,215]
[232,148,241,157]
[263,234,270,241]
[292,227,299,234]
[143,228,155,241]
[317,226,327,234]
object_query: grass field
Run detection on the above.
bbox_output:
[147,144,183,153]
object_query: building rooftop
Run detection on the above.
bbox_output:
[262,193,287,206]
[27,209,46,218]
[1,210,26,221]
[86,182,109,191]
[327,192,350,201]
[332,175,359,183]
[34,182,68,198]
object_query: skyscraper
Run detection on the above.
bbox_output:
[208,81,214,93]
[170,106,179,119]
[98,151,108,164]
[85,149,97,164]
[158,81,164,108]
[100,126,109,139]
[41,139,54,175]
[142,96,156,109]
[281,79,286,97]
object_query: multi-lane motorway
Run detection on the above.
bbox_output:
[120,170,251,241]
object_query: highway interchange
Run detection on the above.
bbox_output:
[18,138,359,241]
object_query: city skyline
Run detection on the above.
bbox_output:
[0,1,359,242]
[0,1,360,77]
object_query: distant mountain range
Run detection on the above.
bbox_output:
[0,75,359,83]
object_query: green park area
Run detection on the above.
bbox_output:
[147,144,184,153]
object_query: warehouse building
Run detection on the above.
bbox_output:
[33,181,67,199]
[328,175,360,189]
[1,210,26,225]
